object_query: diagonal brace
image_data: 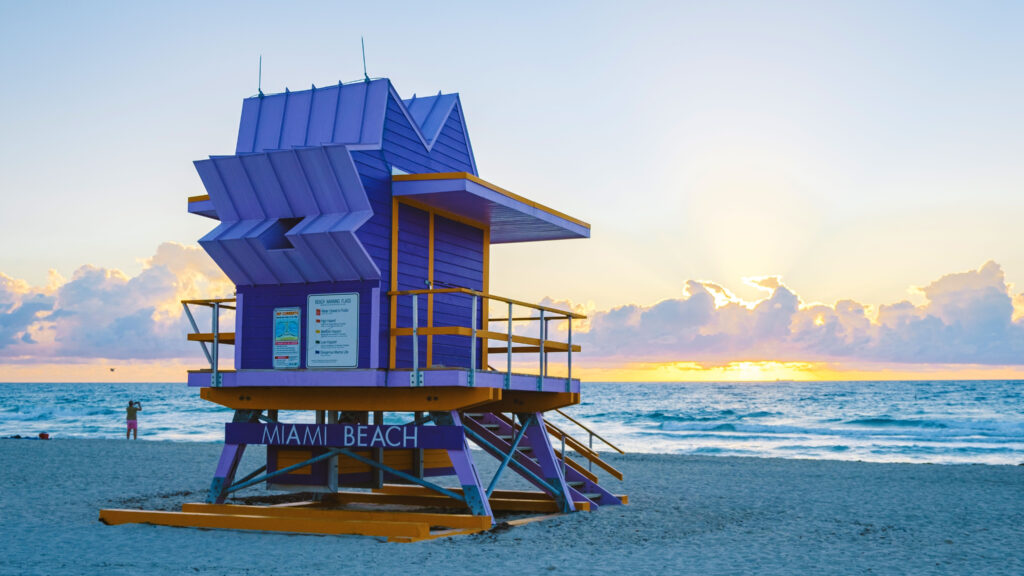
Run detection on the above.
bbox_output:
[486,414,535,497]
[223,447,466,505]
[464,426,558,496]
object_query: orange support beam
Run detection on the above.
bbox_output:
[482,227,489,370]
[322,490,586,513]
[181,503,492,530]
[200,385,500,411]
[473,391,580,413]
[389,197,400,369]
[99,509,430,539]
[186,332,236,345]
[427,211,434,366]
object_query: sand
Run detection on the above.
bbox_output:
[1,439,1021,575]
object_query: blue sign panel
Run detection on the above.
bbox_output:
[226,423,463,450]
[272,307,301,369]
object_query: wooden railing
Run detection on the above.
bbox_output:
[490,412,623,482]
[182,298,235,386]
[389,287,584,384]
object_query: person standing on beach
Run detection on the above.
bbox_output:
[126,401,142,440]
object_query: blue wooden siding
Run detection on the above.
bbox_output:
[394,203,429,368]
[235,81,390,154]
[237,280,377,370]
[381,91,483,369]
[431,215,484,368]
[351,149,393,367]
[381,94,475,175]
[220,81,483,372]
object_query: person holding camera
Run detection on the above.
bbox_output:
[126,400,142,440]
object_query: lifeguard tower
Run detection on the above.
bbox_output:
[100,78,625,541]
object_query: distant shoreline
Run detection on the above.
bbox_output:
[4,378,1024,384]
[5,436,1022,468]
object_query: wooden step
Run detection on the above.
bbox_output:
[496,435,533,452]
[568,481,585,488]
[582,492,602,500]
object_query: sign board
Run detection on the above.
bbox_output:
[226,423,464,450]
[306,292,359,368]
[272,307,301,369]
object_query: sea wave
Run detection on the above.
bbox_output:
[4,380,1024,465]
[657,419,1024,442]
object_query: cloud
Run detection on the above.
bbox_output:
[4,248,1024,371]
[565,261,1024,366]
[0,273,54,348]
[0,243,232,362]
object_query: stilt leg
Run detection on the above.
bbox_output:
[521,411,575,513]
[208,443,245,504]
[432,410,493,520]
[207,409,262,504]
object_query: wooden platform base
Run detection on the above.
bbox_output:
[323,487,592,512]
[98,501,566,542]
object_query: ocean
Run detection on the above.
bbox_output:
[2,380,1022,465]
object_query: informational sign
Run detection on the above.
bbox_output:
[272,307,301,369]
[225,423,464,450]
[306,292,359,368]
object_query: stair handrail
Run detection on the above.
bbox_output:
[542,419,624,481]
[488,413,602,483]
[554,409,625,455]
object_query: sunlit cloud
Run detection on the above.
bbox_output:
[554,261,1024,369]
[3,248,1024,382]
[0,243,231,365]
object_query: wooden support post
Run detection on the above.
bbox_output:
[520,411,575,513]
[208,409,263,503]
[327,410,339,492]
[413,411,425,478]
[373,410,385,488]
[432,410,493,520]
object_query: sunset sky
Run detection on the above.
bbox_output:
[2,1,1023,382]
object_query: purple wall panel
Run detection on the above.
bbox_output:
[432,215,483,368]
[335,82,367,143]
[206,80,484,372]
[350,151,393,370]
[234,80,391,155]
[307,86,338,146]
[237,280,378,370]
[235,97,260,153]
[280,90,312,149]
[239,155,292,217]
[394,203,429,369]
[254,95,286,152]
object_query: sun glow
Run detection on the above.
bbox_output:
[570,360,1024,383]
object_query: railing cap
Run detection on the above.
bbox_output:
[388,288,586,319]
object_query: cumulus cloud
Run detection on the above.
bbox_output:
[565,261,1024,366]
[3,250,1023,370]
[0,243,232,362]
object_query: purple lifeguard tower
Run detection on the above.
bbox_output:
[100,78,625,541]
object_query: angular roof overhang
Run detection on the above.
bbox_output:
[391,172,590,244]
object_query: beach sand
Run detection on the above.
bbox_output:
[1,439,1021,575]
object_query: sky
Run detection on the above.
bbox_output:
[2,0,1024,382]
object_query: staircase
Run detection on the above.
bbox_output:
[462,411,626,510]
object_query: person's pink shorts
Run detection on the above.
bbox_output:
[127,420,138,431]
